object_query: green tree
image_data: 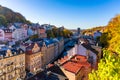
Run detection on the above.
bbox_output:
[47,30,55,38]
[89,50,120,80]
[0,15,7,26]
[89,15,120,80]
[52,27,58,37]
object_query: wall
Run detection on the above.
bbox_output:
[0,53,26,80]
[25,51,42,73]
[0,29,4,40]
[67,43,97,68]
[61,67,75,80]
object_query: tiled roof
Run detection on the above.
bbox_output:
[21,42,41,54]
[61,55,91,74]
[62,61,83,74]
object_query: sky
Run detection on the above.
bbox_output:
[0,0,120,29]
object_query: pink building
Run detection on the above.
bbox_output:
[0,29,12,41]
[3,29,12,41]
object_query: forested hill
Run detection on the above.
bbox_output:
[82,26,105,35]
[0,5,31,26]
[100,14,120,51]
[89,15,120,80]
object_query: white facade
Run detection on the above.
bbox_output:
[12,28,28,41]
[77,44,97,66]
[67,44,77,57]
[9,24,28,41]
[67,43,97,68]
[0,29,5,41]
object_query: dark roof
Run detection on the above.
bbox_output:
[0,47,24,58]
[82,43,98,54]
[47,65,67,77]
[27,70,68,80]
[3,29,12,33]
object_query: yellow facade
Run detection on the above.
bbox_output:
[0,53,26,80]
[25,43,42,74]
[25,51,42,74]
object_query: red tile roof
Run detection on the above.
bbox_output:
[62,61,83,74]
[61,54,91,74]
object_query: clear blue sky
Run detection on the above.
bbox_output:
[0,0,120,29]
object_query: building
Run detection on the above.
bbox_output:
[66,38,99,69]
[0,28,13,41]
[58,38,64,55]
[3,29,12,41]
[38,27,47,38]
[0,29,4,41]
[20,38,64,71]
[41,40,55,67]
[77,27,81,35]
[25,43,42,74]
[0,47,26,80]
[93,30,102,40]
[9,24,28,41]
[58,55,91,80]
[53,38,59,58]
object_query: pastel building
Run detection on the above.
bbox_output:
[3,29,12,41]
[9,24,28,41]
[0,29,12,41]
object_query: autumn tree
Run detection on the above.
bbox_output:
[89,15,120,80]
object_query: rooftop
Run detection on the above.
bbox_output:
[27,70,68,80]
[0,46,24,59]
[60,55,91,74]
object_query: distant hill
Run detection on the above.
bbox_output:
[81,26,105,35]
[0,5,31,26]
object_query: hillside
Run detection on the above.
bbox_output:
[0,5,31,26]
[89,15,120,80]
[82,26,105,35]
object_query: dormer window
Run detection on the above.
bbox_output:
[6,49,13,57]
[20,50,23,53]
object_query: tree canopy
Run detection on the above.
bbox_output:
[89,15,120,80]
[46,27,73,38]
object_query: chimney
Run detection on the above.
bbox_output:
[86,50,90,60]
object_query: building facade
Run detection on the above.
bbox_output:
[41,42,55,67]
[38,27,47,38]
[0,29,4,41]
[0,48,26,80]
[25,43,42,73]
[4,29,12,41]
